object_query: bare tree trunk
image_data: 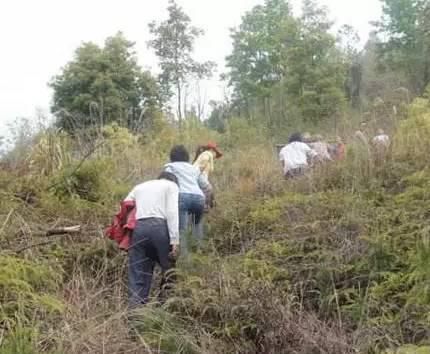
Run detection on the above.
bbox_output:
[184,84,189,120]
[196,81,207,121]
[177,80,182,129]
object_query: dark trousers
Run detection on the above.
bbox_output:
[128,218,174,308]
[285,166,306,179]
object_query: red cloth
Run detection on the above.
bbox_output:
[205,141,223,159]
[336,143,346,161]
[105,200,136,251]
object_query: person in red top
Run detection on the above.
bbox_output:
[335,136,346,161]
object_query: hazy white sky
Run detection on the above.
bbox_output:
[0,0,382,134]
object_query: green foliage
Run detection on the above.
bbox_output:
[148,0,215,123]
[226,0,346,129]
[50,32,159,133]
[220,117,269,149]
[206,101,230,133]
[51,154,129,204]
[4,74,430,353]
[0,255,64,329]
[375,0,430,94]
[384,345,430,354]
[394,96,430,166]
[130,306,200,354]
[0,325,63,354]
[1,326,39,354]
[227,0,293,99]
[199,111,430,350]
[52,159,110,202]
[27,130,72,177]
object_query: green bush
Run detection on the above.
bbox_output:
[130,306,200,354]
[0,255,64,329]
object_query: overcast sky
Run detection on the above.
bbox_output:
[0,0,382,135]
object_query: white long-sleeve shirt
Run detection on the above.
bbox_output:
[125,179,179,245]
[372,134,390,148]
[279,142,317,174]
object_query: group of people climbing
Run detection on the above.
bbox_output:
[279,128,390,178]
[107,142,223,308]
[107,127,390,310]
[279,132,345,178]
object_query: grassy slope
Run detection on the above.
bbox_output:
[1,101,430,353]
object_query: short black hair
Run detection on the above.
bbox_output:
[158,171,179,186]
[170,145,190,162]
[288,133,303,143]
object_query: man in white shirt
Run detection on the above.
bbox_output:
[125,171,179,307]
[372,129,390,148]
[279,133,318,178]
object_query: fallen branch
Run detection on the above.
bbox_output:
[30,225,82,237]
[45,225,81,236]
[16,240,57,254]
[0,209,14,239]
[15,227,81,253]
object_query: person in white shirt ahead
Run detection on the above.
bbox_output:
[372,129,390,149]
[279,133,318,178]
[125,171,179,307]
[309,134,332,162]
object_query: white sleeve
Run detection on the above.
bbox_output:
[279,149,285,161]
[124,187,136,201]
[304,144,318,158]
[165,183,180,245]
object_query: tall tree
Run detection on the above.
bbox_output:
[338,25,362,108]
[148,0,215,127]
[283,0,346,123]
[360,32,409,107]
[206,100,231,133]
[226,0,346,128]
[50,32,159,133]
[226,0,295,112]
[375,0,430,94]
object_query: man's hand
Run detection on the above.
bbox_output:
[169,244,179,259]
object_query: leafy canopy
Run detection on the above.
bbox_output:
[148,0,215,123]
[50,32,159,133]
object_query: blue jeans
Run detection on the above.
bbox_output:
[179,193,205,256]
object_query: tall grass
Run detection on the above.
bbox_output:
[1,97,430,353]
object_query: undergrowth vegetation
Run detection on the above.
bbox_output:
[1,96,430,353]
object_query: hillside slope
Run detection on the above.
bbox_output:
[1,100,430,353]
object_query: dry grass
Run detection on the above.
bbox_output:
[2,99,430,353]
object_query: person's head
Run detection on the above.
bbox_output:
[170,145,190,162]
[302,132,312,143]
[313,134,323,142]
[288,133,303,143]
[158,171,179,186]
[336,135,343,144]
[206,141,223,159]
[377,128,385,135]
